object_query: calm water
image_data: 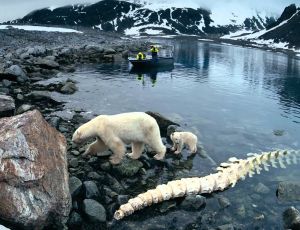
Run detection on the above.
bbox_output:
[48,38,300,228]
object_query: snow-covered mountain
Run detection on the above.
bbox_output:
[223,4,300,49]
[7,0,276,36]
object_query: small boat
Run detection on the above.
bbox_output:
[128,57,174,68]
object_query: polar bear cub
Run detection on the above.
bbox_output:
[170,131,198,154]
[72,112,166,165]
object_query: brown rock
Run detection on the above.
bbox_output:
[0,110,71,229]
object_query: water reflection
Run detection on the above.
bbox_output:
[129,65,174,87]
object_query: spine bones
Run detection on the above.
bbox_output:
[114,149,300,220]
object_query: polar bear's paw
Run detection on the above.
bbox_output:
[109,155,122,165]
[153,153,164,161]
[127,152,140,160]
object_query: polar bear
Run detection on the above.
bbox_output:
[72,112,166,164]
[170,131,198,154]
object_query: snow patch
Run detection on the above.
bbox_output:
[0,25,82,33]
[144,29,163,35]
[198,38,213,42]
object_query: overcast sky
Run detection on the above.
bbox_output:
[0,0,298,23]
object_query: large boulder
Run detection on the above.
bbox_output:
[0,95,15,118]
[0,110,71,229]
[145,111,179,137]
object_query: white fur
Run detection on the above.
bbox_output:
[170,131,198,154]
[72,112,166,164]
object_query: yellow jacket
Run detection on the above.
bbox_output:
[150,47,159,53]
[136,52,145,60]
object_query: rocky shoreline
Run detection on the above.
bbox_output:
[1,28,300,230]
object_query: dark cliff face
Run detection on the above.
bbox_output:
[9,0,273,36]
[260,4,300,47]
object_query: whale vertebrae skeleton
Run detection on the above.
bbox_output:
[114,149,300,220]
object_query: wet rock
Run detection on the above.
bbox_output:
[83,199,106,223]
[236,204,246,218]
[84,181,100,199]
[217,224,235,230]
[180,195,206,210]
[167,124,182,137]
[122,50,129,58]
[68,211,83,229]
[27,91,61,104]
[69,176,82,198]
[117,195,129,205]
[60,81,78,94]
[159,200,177,213]
[283,206,300,229]
[48,116,60,129]
[85,45,104,54]
[217,196,231,209]
[277,181,300,201]
[16,104,33,115]
[0,95,15,117]
[254,182,270,194]
[112,158,143,177]
[0,110,71,228]
[106,174,124,194]
[146,111,179,137]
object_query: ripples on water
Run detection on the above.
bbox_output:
[44,38,300,228]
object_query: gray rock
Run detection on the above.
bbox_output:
[254,182,270,194]
[2,79,12,87]
[35,57,59,69]
[83,199,106,223]
[0,95,15,117]
[60,81,78,94]
[117,195,129,205]
[16,94,24,100]
[71,150,80,156]
[100,162,111,171]
[16,104,32,115]
[69,176,82,198]
[69,158,79,168]
[217,224,235,230]
[103,48,116,55]
[27,46,46,56]
[113,158,143,177]
[83,181,100,199]
[217,196,231,209]
[27,91,61,104]
[5,65,28,82]
[277,181,300,202]
[283,206,300,229]
[87,171,104,181]
[180,195,206,210]
[85,45,104,54]
[68,211,82,228]
[48,116,60,129]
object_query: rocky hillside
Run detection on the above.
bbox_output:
[223,4,300,49]
[260,4,300,47]
[8,0,275,36]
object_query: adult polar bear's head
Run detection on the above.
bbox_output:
[72,117,102,145]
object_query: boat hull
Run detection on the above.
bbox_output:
[129,57,174,68]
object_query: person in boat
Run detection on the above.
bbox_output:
[136,52,145,60]
[150,45,159,59]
